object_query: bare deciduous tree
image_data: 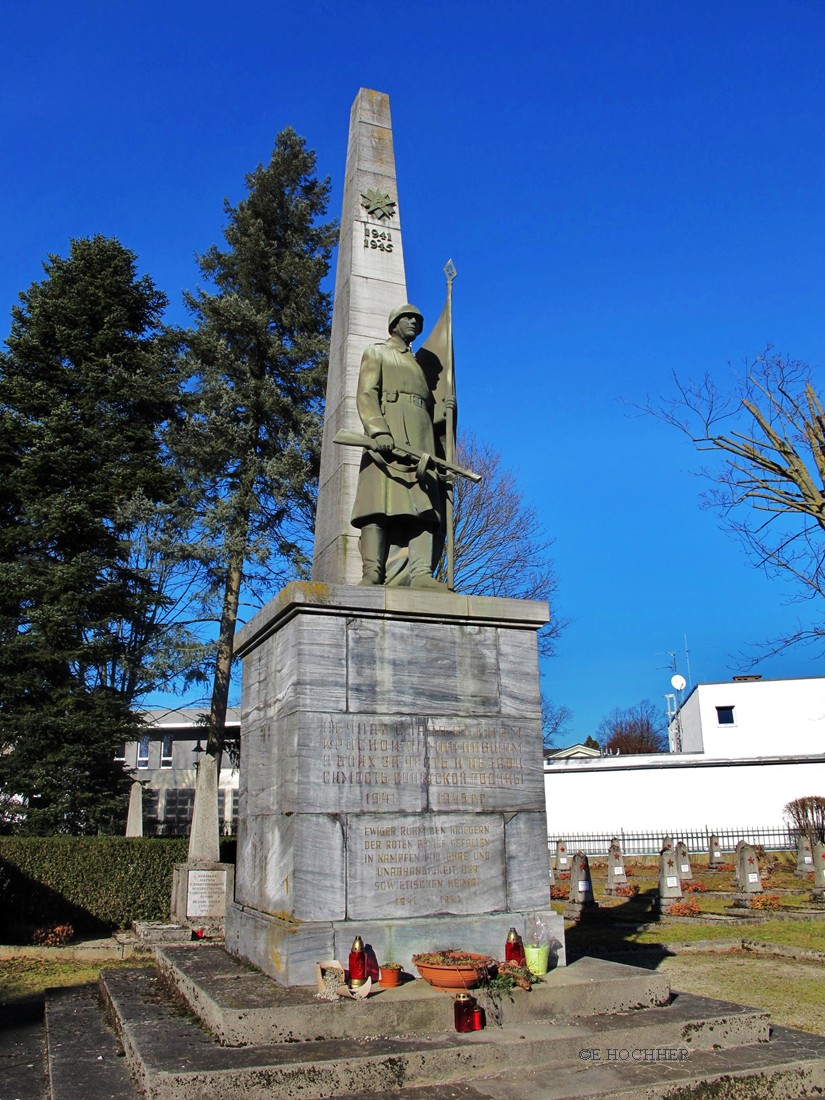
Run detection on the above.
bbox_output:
[439,433,563,657]
[541,698,573,750]
[648,351,825,655]
[784,795,825,843]
[596,699,667,754]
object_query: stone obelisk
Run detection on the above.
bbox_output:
[226,90,560,986]
[313,89,408,585]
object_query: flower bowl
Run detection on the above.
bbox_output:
[411,951,493,990]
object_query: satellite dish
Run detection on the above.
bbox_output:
[671,674,686,691]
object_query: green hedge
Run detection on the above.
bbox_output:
[0,836,236,937]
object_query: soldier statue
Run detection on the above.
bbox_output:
[351,304,455,588]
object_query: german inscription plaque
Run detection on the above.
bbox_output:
[346,812,506,919]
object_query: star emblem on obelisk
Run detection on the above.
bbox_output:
[360,189,396,220]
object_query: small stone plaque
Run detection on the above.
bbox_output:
[804,856,813,864]
[747,872,759,883]
[346,812,505,919]
[559,857,568,866]
[680,864,689,873]
[714,850,721,857]
[187,869,227,918]
[577,880,587,891]
[613,865,624,876]
[666,876,678,888]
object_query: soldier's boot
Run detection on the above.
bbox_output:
[359,523,387,585]
[408,528,451,591]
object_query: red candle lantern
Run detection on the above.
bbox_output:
[454,993,477,1032]
[505,927,526,966]
[349,935,366,987]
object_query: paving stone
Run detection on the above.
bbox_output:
[0,998,46,1100]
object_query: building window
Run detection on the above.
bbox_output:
[716,705,735,725]
[144,790,160,828]
[160,735,174,769]
[114,743,126,762]
[137,736,150,769]
[163,788,195,833]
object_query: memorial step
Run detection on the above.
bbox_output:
[324,1029,825,1100]
[95,961,808,1100]
[45,984,139,1100]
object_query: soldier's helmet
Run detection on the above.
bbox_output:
[388,304,424,333]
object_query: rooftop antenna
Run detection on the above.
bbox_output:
[665,674,686,752]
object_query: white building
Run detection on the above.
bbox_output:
[673,675,825,757]
[123,708,241,835]
[544,676,825,846]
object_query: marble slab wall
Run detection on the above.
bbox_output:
[230,584,557,983]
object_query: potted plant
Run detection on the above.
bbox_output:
[379,961,403,987]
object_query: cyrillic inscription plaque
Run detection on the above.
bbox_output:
[186,869,227,918]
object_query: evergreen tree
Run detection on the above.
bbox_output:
[181,128,337,768]
[0,236,181,833]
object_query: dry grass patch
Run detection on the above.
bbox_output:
[658,952,825,1037]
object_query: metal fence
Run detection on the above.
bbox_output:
[548,826,798,857]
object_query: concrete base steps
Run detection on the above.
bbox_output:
[45,984,139,1100]
[153,946,672,1044]
[75,948,825,1100]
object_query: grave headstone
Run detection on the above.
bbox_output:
[734,843,764,903]
[675,840,693,882]
[732,839,748,888]
[796,833,814,876]
[548,862,556,887]
[171,753,233,930]
[604,838,628,895]
[555,840,570,872]
[126,781,143,838]
[708,833,724,869]
[564,851,598,921]
[225,89,564,986]
[657,848,682,913]
[811,841,825,897]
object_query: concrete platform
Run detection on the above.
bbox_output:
[154,945,669,1044]
[80,948,825,1100]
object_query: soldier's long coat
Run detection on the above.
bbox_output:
[351,335,448,529]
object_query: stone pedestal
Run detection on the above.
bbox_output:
[171,862,234,930]
[227,581,563,986]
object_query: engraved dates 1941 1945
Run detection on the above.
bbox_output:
[364,225,393,251]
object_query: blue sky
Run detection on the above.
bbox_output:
[4,1,825,744]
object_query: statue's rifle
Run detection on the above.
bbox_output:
[333,429,481,484]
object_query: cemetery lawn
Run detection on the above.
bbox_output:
[0,956,153,1002]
